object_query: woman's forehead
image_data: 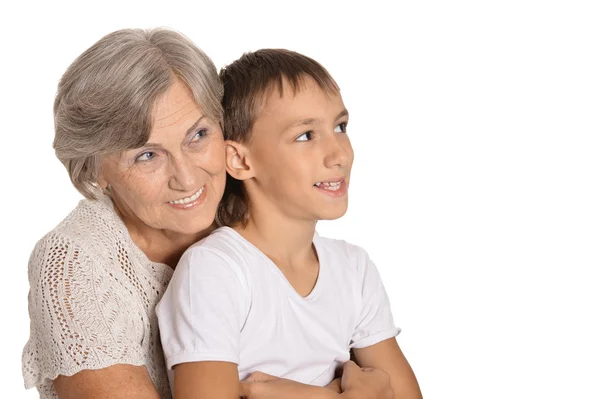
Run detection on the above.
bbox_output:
[152,80,201,127]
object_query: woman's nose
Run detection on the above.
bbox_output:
[168,156,200,191]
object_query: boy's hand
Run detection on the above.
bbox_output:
[341,361,394,399]
[243,371,339,392]
[243,371,279,383]
[326,377,342,393]
[239,371,341,398]
[239,371,278,398]
[239,363,393,399]
[239,372,293,398]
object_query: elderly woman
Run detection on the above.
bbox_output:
[22,28,393,399]
[22,28,226,398]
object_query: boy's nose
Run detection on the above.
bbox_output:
[324,136,352,168]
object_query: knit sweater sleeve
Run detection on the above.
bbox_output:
[22,230,146,389]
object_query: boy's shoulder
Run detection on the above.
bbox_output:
[314,233,373,268]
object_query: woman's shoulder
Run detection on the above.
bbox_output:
[35,195,129,256]
[48,195,124,239]
[23,196,156,393]
[29,195,142,282]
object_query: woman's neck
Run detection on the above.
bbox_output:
[111,197,215,269]
[133,224,216,268]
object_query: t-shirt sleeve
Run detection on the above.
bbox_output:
[156,246,247,370]
[22,232,146,389]
[349,250,401,349]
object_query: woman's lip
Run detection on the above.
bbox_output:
[167,187,207,210]
[168,186,205,204]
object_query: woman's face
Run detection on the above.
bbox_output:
[98,79,226,236]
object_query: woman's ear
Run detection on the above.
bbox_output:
[96,161,109,190]
[225,140,254,180]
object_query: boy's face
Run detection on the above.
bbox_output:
[246,76,353,221]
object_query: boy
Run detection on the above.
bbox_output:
[156,49,421,398]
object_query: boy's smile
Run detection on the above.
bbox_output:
[245,76,353,222]
[314,178,348,197]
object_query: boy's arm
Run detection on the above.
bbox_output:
[353,338,422,399]
[240,361,394,399]
[348,248,422,399]
[242,379,342,399]
[173,362,342,399]
[156,247,247,398]
[175,361,240,399]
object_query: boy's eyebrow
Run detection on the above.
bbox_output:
[336,109,349,120]
[287,109,349,130]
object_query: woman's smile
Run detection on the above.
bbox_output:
[167,185,207,210]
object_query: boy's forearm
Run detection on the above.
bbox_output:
[174,361,240,399]
[353,340,422,399]
[249,380,347,399]
[285,387,361,399]
[275,383,342,399]
[273,384,365,399]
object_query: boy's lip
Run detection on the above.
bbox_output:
[313,177,345,185]
[313,179,348,197]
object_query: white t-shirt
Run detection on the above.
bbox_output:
[156,226,399,389]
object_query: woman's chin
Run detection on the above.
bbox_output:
[168,213,217,236]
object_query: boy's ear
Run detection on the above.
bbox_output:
[225,140,254,180]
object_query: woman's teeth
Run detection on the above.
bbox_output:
[169,187,204,204]
[315,181,342,191]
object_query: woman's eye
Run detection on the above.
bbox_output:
[191,129,208,142]
[334,122,347,133]
[296,131,313,142]
[135,151,155,162]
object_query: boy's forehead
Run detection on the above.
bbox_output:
[260,77,336,114]
[263,77,310,102]
[252,78,345,134]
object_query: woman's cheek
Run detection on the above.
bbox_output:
[207,140,227,175]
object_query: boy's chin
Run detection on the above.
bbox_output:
[315,206,349,221]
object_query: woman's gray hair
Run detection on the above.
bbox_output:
[53,28,224,199]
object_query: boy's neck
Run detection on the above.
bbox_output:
[233,204,317,271]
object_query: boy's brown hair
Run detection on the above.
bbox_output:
[216,49,340,227]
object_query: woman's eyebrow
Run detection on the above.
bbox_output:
[142,115,207,148]
[183,115,207,136]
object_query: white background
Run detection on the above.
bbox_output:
[1,0,599,397]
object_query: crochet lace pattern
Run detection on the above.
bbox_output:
[22,196,173,398]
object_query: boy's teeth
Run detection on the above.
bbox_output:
[315,181,342,191]
[169,187,204,204]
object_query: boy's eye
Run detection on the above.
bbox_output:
[334,122,347,133]
[296,131,314,142]
[135,151,155,162]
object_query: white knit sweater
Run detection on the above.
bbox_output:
[22,195,173,398]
